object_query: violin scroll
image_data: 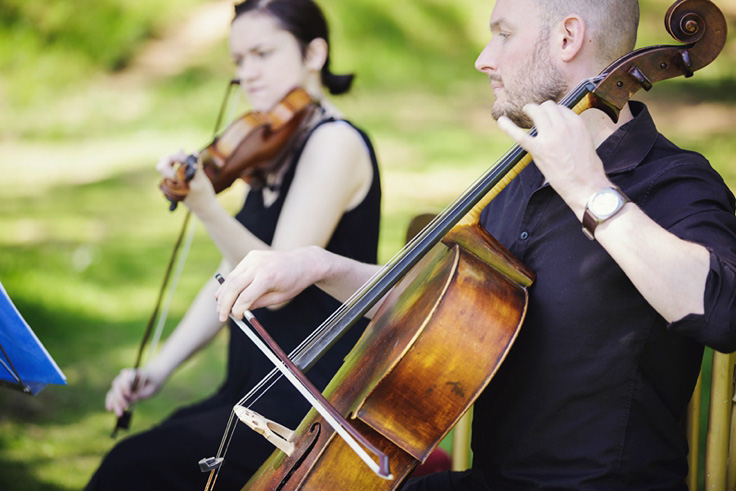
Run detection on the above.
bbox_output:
[160,155,198,211]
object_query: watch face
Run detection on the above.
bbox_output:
[590,189,623,218]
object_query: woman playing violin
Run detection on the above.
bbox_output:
[86,1,381,489]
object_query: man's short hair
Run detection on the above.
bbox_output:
[538,0,640,66]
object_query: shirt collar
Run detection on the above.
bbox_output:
[596,101,658,174]
[515,101,657,199]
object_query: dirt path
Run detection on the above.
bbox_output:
[119,0,233,83]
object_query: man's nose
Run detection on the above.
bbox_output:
[475,42,497,73]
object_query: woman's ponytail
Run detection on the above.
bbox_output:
[321,68,354,95]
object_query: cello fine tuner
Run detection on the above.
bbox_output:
[198,456,223,473]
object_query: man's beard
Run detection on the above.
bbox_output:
[491,35,568,129]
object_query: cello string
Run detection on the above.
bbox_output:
[207,412,237,490]
[207,3,732,469]
[241,80,596,410]
[203,141,511,469]
[206,78,599,477]
[271,79,595,337]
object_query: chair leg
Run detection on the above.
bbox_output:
[687,369,703,491]
[705,351,735,489]
[452,407,473,471]
[726,352,736,490]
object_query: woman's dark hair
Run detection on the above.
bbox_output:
[234,0,354,95]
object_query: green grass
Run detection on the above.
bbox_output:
[0,1,734,489]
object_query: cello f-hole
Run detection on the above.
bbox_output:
[277,422,322,491]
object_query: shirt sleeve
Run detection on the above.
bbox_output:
[669,251,736,352]
[646,154,736,352]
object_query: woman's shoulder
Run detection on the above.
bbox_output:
[303,117,372,158]
[311,117,364,139]
[291,117,375,207]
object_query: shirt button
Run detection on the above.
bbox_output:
[520,231,529,240]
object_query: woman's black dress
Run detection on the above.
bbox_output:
[86,118,381,490]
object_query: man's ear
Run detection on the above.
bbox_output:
[305,38,328,71]
[555,15,586,62]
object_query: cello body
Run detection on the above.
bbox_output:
[205,2,728,488]
[244,224,533,490]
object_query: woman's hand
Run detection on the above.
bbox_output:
[104,366,166,417]
[156,150,218,213]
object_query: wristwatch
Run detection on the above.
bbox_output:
[582,186,629,240]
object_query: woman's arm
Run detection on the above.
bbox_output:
[174,121,373,265]
[105,261,229,416]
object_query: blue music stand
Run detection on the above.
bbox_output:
[0,282,66,395]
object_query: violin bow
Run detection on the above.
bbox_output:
[111,211,195,437]
[112,80,242,437]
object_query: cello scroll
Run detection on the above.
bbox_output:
[587,0,727,121]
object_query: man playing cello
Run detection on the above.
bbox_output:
[217,0,736,489]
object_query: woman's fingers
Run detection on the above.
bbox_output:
[156,149,189,179]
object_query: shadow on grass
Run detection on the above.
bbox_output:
[0,457,69,491]
[0,165,226,490]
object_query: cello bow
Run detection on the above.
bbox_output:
[204,0,727,488]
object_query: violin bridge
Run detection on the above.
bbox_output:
[233,405,296,456]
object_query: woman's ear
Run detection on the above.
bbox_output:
[556,15,586,63]
[305,38,328,71]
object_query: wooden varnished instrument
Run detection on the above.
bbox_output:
[200,1,727,488]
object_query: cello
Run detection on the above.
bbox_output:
[203,0,728,488]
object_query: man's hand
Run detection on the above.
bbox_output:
[215,246,327,321]
[497,101,612,218]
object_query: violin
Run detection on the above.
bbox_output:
[110,86,317,438]
[159,86,318,210]
[201,0,728,488]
